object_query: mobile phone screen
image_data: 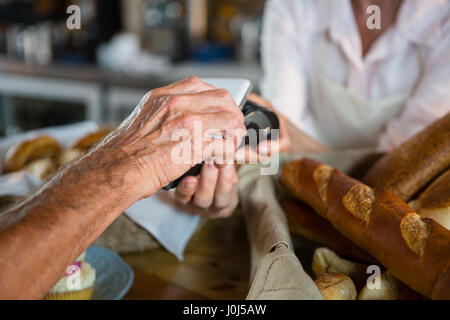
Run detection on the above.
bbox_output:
[201,78,253,109]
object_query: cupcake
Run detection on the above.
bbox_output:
[44,252,96,300]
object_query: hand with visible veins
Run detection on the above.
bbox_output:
[0,77,246,299]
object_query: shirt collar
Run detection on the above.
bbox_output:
[325,0,447,66]
[328,0,356,42]
[328,0,364,69]
[327,0,446,43]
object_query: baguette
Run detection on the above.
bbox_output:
[409,170,449,230]
[363,112,450,201]
[281,158,450,299]
[281,200,375,264]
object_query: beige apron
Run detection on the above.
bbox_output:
[309,34,420,149]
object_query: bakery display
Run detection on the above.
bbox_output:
[2,129,113,180]
[44,252,96,300]
[2,136,61,178]
[311,247,421,299]
[280,158,450,299]
[314,272,357,300]
[363,112,450,201]
[409,169,449,230]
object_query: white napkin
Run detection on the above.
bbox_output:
[0,122,200,260]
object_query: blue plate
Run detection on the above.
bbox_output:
[85,246,134,300]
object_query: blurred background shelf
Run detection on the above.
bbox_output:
[0,0,265,136]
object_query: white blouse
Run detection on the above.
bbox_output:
[260,0,450,150]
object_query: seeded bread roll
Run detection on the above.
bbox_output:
[409,170,449,230]
[281,158,450,299]
[3,136,61,174]
[363,112,450,201]
[281,200,375,264]
[314,273,357,300]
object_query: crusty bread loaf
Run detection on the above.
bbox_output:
[314,273,357,300]
[281,158,450,299]
[281,200,375,264]
[409,170,449,230]
[3,136,61,174]
[363,112,450,201]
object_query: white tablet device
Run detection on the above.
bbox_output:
[201,78,253,109]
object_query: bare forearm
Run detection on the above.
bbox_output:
[0,153,139,299]
[247,93,328,153]
[285,117,329,153]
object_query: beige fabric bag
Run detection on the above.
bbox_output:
[239,163,323,300]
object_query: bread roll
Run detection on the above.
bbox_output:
[58,148,83,166]
[363,112,450,201]
[314,273,357,300]
[358,271,422,300]
[23,158,57,180]
[281,200,375,264]
[409,170,449,230]
[3,136,61,174]
[57,129,113,166]
[312,247,368,290]
[281,158,450,299]
[71,128,112,151]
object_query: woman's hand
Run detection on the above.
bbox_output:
[174,164,239,219]
[235,93,291,162]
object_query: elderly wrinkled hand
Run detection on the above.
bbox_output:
[87,77,246,201]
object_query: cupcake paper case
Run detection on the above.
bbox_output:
[44,252,96,300]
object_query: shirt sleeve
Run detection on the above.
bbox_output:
[377,22,450,151]
[260,0,312,134]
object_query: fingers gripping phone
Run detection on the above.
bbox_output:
[163,78,280,190]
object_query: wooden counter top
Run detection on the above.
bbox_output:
[120,213,251,300]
